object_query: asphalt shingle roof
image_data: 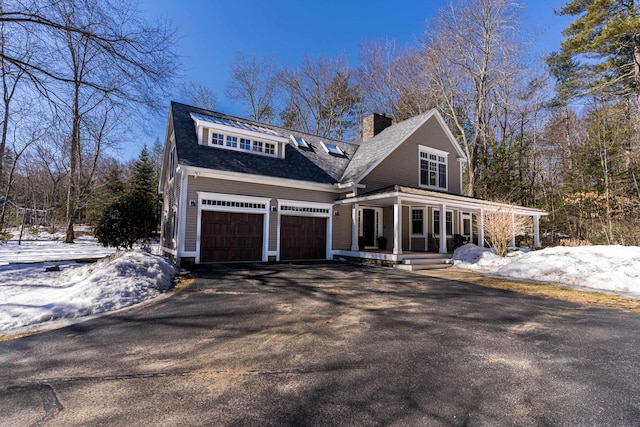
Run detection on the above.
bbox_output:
[171,102,359,185]
[339,111,435,183]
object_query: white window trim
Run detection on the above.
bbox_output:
[419,145,449,191]
[195,192,271,264]
[320,141,344,156]
[357,207,384,249]
[276,199,333,262]
[433,209,454,237]
[411,207,426,237]
[207,129,281,158]
[290,134,309,148]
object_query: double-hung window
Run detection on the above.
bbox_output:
[411,208,424,235]
[419,147,448,190]
[433,210,453,236]
[240,138,251,150]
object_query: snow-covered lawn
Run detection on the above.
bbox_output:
[0,229,178,335]
[2,226,638,336]
[452,244,640,299]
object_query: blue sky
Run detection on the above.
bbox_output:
[133,0,572,155]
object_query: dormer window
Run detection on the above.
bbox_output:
[265,143,275,155]
[320,141,345,156]
[419,146,448,190]
[191,112,288,159]
[211,133,224,146]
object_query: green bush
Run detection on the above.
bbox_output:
[95,194,155,249]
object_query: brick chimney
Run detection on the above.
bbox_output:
[362,113,393,141]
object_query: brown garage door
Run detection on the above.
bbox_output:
[200,211,263,262]
[280,216,327,261]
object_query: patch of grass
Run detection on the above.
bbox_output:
[0,328,57,342]
[419,268,640,312]
[172,271,194,293]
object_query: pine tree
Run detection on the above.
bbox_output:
[95,145,159,248]
[552,0,640,101]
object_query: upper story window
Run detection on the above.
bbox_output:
[419,146,448,190]
[211,133,224,146]
[207,131,277,157]
[191,112,287,159]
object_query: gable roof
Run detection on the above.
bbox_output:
[170,102,359,185]
[169,102,467,188]
[339,109,467,184]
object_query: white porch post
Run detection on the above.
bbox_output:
[533,215,540,248]
[351,203,359,251]
[393,199,402,255]
[510,212,516,248]
[439,203,447,254]
[478,209,485,247]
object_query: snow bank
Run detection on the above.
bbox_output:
[0,251,179,332]
[452,244,640,298]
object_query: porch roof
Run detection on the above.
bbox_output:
[334,185,547,217]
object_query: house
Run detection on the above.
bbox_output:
[159,101,546,268]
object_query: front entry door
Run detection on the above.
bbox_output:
[359,207,383,248]
[362,209,376,247]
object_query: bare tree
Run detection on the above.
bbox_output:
[421,0,528,197]
[226,51,278,122]
[482,207,531,256]
[0,0,178,242]
[278,54,361,140]
[178,81,217,111]
[357,39,434,122]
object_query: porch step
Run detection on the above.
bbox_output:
[395,254,453,271]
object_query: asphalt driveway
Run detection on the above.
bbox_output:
[1,263,640,426]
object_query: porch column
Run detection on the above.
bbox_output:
[439,203,447,254]
[393,199,402,255]
[351,204,359,251]
[533,215,540,248]
[510,212,516,248]
[478,209,485,247]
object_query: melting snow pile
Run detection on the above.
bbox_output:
[0,251,179,332]
[452,244,640,298]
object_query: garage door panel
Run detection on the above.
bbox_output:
[280,216,327,261]
[200,211,263,262]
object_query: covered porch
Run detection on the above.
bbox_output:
[333,185,546,263]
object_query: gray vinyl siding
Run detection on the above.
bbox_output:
[382,206,393,247]
[332,205,352,250]
[161,172,181,250]
[184,175,337,252]
[360,117,463,194]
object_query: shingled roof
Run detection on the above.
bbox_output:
[170,102,466,188]
[339,110,442,183]
[171,102,359,185]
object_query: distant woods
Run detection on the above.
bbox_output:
[0,0,177,241]
[1,0,638,247]
[223,0,640,246]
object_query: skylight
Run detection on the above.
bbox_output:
[290,135,309,148]
[190,112,281,137]
[321,141,344,156]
